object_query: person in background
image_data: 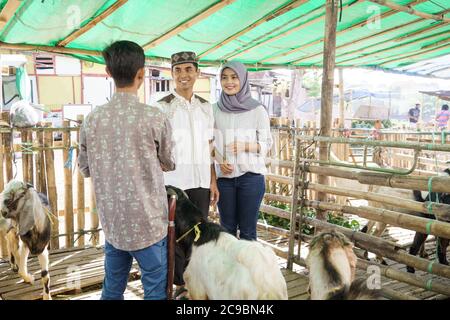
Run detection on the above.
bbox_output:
[213,61,272,242]
[408,103,420,129]
[436,104,450,131]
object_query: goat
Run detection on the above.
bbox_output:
[306,231,381,300]
[361,147,429,264]
[407,178,450,273]
[166,185,288,300]
[0,180,52,300]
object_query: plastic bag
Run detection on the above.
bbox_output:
[10,100,39,128]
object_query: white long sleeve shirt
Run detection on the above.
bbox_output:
[157,90,214,190]
[213,103,272,179]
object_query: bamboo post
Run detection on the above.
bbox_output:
[21,129,28,183]
[44,124,59,250]
[338,68,345,128]
[27,130,33,186]
[0,133,4,190]
[35,130,42,193]
[1,112,12,182]
[317,0,339,221]
[281,130,289,195]
[37,130,47,194]
[76,115,85,247]
[287,139,302,270]
[0,132,7,258]
[90,178,99,246]
[63,120,74,248]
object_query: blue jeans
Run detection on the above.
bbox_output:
[217,172,265,241]
[101,237,167,300]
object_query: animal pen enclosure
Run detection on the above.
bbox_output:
[0,112,100,255]
[263,121,450,300]
[0,0,450,301]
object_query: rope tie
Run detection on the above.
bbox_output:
[425,278,433,291]
[64,146,74,169]
[427,261,435,274]
[176,222,202,243]
[20,142,33,155]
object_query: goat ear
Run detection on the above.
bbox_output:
[17,189,37,236]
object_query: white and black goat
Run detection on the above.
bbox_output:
[166,185,288,300]
[0,180,52,300]
[361,147,430,263]
[306,231,381,300]
[407,171,450,273]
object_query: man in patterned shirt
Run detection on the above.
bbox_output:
[78,40,175,300]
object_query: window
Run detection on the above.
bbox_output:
[155,80,170,92]
[35,54,55,74]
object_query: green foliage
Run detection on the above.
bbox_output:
[326,212,360,231]
[351,119,392,129]
[303,71,321,98]
[259,202,360,234]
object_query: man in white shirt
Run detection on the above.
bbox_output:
[157,51,219,299]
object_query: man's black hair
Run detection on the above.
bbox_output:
[171,62,199,72]
[442,104,449,111]
[102,40,145,88]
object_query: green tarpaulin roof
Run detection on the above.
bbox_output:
[0,0,449,72]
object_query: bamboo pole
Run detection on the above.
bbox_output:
[198,0,308,58]
[287,139,302,270]
[20,129,28,183]
[26,130,33,186]
[304,200,450,240]
[1,113,12,182]
[143,0,237,51]
[0,132,4,191]
[302,216,450,279]
[63,120,74,248]
[367,0,450,22]
[37,130,47,194]
[44,125,59,250]
[356,257,450,297]
[266,165,450,193]
[90,178,99,246]
[76,115,85,248]
[34,130,42,193]
[317,0,339,221]
[338,68,345,128]
[306,182,450,220]
[260,203,450,279]
[57,0,128,46]
[0,132,7,258]
[297,135,450,152]
[265,189,450,222]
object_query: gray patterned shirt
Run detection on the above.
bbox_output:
[78,92,175,251]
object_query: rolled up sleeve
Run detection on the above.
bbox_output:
[155,117,176,172]
[256,107,273,157]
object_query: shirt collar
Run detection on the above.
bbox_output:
[111,92,139,104]
[171,89,198,105]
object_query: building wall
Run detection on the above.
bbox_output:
[38,76,80,109]
[3,52,214,107]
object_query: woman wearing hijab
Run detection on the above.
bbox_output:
[213,61,272,241]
